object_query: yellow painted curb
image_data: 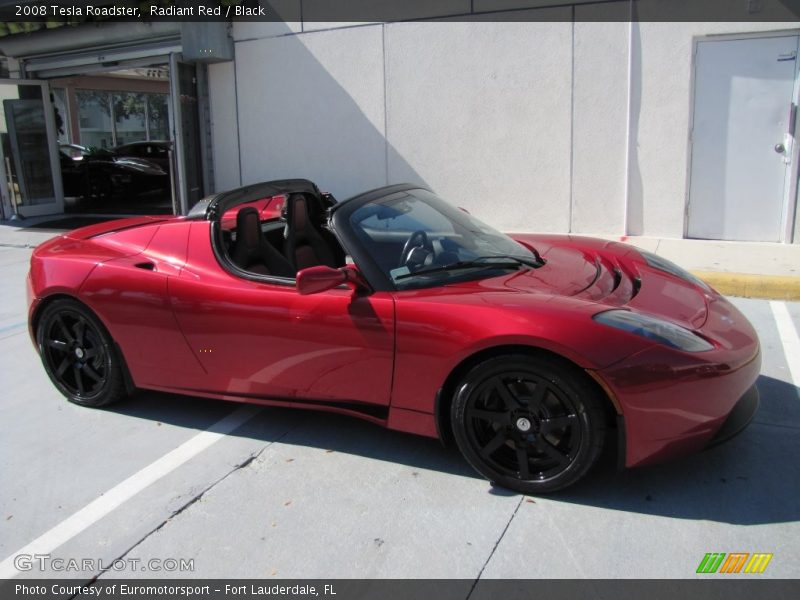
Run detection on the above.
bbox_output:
[691,271,800,300]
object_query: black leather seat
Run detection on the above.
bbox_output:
[231,207,294,277]
[284,193,340,271]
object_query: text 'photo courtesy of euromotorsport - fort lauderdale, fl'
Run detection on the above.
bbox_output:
[13,583,332,597]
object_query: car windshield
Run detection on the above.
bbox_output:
[349,189,538,289]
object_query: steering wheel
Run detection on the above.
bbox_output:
[399,230,434,267]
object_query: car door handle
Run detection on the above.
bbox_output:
[134,261,155,271]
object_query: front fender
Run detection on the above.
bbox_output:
[390,297,653,415]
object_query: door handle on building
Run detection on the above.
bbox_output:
[776,135,793,164]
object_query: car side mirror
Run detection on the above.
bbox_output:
[296,265,368,295]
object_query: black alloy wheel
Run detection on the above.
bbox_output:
[451,354,607,494]
[37,299,128,407]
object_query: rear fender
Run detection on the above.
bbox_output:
[29,237,132,300]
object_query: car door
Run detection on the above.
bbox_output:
[169,229,395,408]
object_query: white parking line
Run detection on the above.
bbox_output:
[770,301,800,395]
[0,405,262,579]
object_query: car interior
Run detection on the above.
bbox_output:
[284,193,341,271]
[222,192,346,279]
[350,197,462,275]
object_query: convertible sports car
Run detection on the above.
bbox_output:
[26,180,761,493]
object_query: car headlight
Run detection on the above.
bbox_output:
[593,309,714,352]
[638,250,712,292]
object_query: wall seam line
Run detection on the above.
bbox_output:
[624,9,634,237]
[383,23,389,186]
[233,42,243,188]
[569,12,576,234]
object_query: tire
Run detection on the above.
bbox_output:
[451,354,607,494]
[85,170,112,201]
[36,299,128,407]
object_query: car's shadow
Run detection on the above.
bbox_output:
[107,374,799,526]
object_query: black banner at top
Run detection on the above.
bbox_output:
[1,0,800,26]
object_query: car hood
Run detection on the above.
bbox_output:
[112,157,166,175]
[82,154,165,174]
[450,234,710,330]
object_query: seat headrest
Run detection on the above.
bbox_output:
[236,207,261,249]
[288,193,310,236]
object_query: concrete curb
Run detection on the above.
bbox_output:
[691,270,800,301]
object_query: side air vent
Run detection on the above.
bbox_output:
[612,268,623,292]
[631,277,642,298]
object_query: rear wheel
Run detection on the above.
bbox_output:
[451,354,606,494]
[36,299,128,407]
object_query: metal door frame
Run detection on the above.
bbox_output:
[685,30,800,244]
[169,53,188,216]
[0,78,64,219]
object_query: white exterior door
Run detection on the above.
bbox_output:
[688,35,800,242]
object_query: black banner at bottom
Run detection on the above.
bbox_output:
[2,579,798,600]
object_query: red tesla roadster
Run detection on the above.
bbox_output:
[27,180,760,493]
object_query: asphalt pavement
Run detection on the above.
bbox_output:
[0,242,798,581]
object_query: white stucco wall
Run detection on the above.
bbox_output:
[235,24,387,196]
[229,14,577,233]
[208,10,800,239]
[384,15,573,232]
[571,8,631,234]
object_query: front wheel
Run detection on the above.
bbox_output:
[84,169,113,201]
[36,299,128,407]
[451,354,607,494]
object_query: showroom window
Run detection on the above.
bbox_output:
[147,93,169,140]
[113,92,147,145]
[76,90,169,148]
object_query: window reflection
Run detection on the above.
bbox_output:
[77,90,170,148]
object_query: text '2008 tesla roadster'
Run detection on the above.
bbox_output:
[26,180,761,493]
